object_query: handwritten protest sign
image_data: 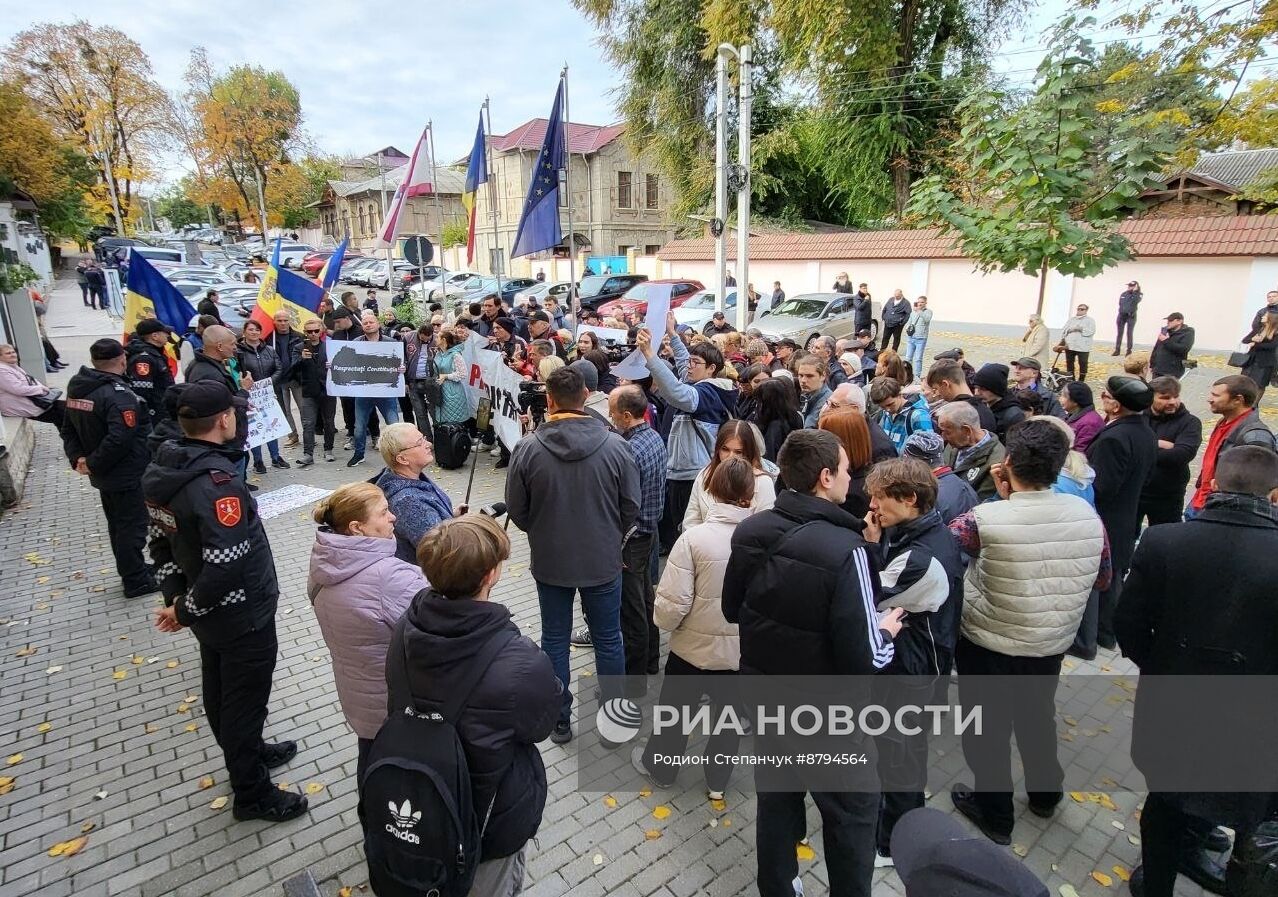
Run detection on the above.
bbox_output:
[458,332,524,450]
[326,340,405,398]
[254,484,333,521]
[246,377,291,449]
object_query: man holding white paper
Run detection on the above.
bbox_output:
[344,312,403,468]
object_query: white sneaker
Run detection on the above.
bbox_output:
[874,852,895,868]
[342,437,352,450]
[792,876,804,897]
[706,789,724,801]
[489,446,502,457]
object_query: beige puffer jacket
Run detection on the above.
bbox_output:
[654,501,754,670]
[960,490,1104,657]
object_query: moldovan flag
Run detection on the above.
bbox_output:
[462,113,487,265]
[122,251,197,341]
[250,239,324,331]
[378,127,435,248]
[317,237,349,291]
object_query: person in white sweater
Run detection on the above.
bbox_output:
[634,456,756,801]
[944,419,1110,848]
[682,419,777,530]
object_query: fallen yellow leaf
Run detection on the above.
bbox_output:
[1012,843,1029,857]
[1069,791,1086,802]
[305,782,324,795]
[0,776,14,795]
[165,660,178,669]
[184,694,197,703]
[722,818,732,827]
[278,781,291,791]
[35,576,50,585]
[603,795,617,808]
[80,821,96,833]
[1112,865,1130,882]
[709,798,726,812]
[184,724,198,733]
[198,776,214,790]
[339,889,353,897]
[209,796,228,810]
[15,646,36,657]
[111,670,127,681]
[644,829,662,840]
[638,788,652,798]
[651,805,671,820]
[6,754,22,766]
[131,655,145,665]
[1091,871,1113,887]
[796,843,816,861]
[176,703,190,713]
[36,723,51,734]
[144,724,157,734]
[47,836,87,857]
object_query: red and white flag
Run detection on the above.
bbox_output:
[377,126,435,248]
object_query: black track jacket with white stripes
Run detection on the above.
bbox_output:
[723,489,895,677]
[143,438,278,641]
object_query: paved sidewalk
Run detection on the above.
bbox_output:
[0,275,1217,896]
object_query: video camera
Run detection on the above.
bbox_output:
[601,340,637,365]
[518,381,548,427]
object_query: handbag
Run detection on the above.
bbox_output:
[906,324,916,337]
[1228,343,1252,368]
[30,387,61,410]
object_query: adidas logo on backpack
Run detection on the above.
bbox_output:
[386,799,422,844]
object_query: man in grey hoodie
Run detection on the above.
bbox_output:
[506,366,641,744]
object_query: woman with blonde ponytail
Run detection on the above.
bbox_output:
[307,482,427,788]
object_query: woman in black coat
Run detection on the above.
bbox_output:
[1240,310,1278,400]
[236,320,287,473]
[753,377,803,463]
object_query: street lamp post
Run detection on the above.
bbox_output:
[715,43,752,331]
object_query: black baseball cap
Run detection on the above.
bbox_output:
[135,319,172,337]
[175,381,246,419]
[529,310,551,324]
[892,808,1049,897]
[1166,312,1184,321]
[776,338,799,350]
[89,338,125,361]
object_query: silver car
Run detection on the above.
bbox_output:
[754,292,881,345]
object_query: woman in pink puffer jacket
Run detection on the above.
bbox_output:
[307,482,427,782]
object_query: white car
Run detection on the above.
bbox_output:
[409,271,482,301]
[673,288,740,333]
[276,243,315,268]
[513,280,572,308]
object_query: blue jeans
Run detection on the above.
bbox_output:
[352,397,401,456]
[536,576,625,724]
[905,336,928,380]
[250,440,281,465]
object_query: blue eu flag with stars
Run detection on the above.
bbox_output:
[512,79,566,258]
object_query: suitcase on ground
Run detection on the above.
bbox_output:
[433,423,471,470]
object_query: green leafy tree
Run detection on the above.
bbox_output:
[908,19,1174,314]
[156,183,204,230]
[441,220,469,248]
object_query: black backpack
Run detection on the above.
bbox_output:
[361,620,515,897]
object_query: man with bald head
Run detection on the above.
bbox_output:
[186,324,252,473]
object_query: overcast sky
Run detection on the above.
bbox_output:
[0,0,1078,186]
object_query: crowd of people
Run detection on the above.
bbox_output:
[16,270,1278,897]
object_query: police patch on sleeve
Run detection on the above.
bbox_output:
[135,361,151,377]
[122,409,137,427]
[214,497,242,527]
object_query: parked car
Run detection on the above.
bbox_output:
[357,259,418,290]
[753,292,882,346]
[339,257,379,284]
[575,273,648,312]
[410,271,483,302]
[597,279,703,319]
[276,243,315,268]
[496,278,539,303]
[397,265,445,289]
[513,280,572,308]
[673,289,739,333]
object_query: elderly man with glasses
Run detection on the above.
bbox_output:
[292,319,337,466]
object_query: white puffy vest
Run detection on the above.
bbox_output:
[960,490,1103,657]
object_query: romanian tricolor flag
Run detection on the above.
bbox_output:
[250,238,324,332]
[316,237,348,291]
[462,113,487,265]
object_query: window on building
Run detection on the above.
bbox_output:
[645,244,662,256]
[358,206,366,235]
[489,247,505,277]
[617,171,633,209]
[645,174,659,210]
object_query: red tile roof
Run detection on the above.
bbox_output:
[658,215,1278,261]
[491,119,625,155]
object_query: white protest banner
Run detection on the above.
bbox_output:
[464,347,525,450]
[246,377,291,449]
[610,349,649,381]
[577,323,629,346]
[105,269,125,319]
[459,330,491,416]
[640,283,672,332]
[326,340,405,398]
[255,484,333,521]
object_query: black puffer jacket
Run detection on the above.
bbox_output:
[235,339,281,384]
[722,489,895,677]
[61,367,151,491]
[185,352,248,447]
[988,395,1026,442]
[392,592,560,860]
[143,439,278,642]
[1149,326,1194,378]
[1141,405,1202,501]
[292,338,330,400]
[125,339,176,425]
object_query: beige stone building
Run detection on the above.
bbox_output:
[466,119,675,276]
[312,149,466,255]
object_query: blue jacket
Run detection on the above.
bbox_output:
[879,393,934,454]
[646,338,737,480]
[374,468,455,563]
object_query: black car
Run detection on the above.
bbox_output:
[94,236,144,261]
[576,273,648,312]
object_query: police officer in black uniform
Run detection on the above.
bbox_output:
[61,338,157,598]
[144,380,307,823]
[126,319,176,427]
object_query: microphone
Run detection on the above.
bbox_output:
[478,501,507,519]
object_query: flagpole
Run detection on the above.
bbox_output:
[426,121,447,317]
[483,97,505,301]
[379,151,393,300]
[562,65,577,331]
